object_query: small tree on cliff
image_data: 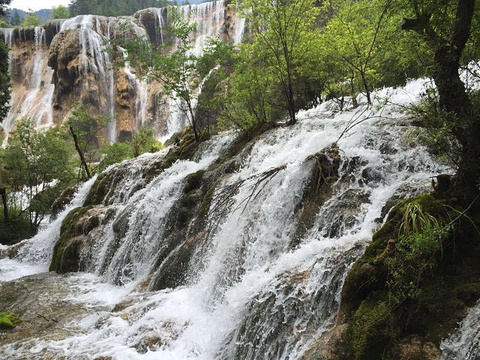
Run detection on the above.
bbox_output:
[119,10,208,142]
[67,103,110,180]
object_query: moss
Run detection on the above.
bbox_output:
[349,298,392,360]
[84,173,109,206]
[49,206,92,272]
[198,184,216,220]
[0,312,20,329]
[339,193,480,359]
[184,170,206,194]
[0,215,35,246]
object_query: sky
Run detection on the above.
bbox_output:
[8,0,71,11]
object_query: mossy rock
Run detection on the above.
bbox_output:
[0,312,20,330]
[348,297,393,360]
[337,193,480,359]
[49,206,94,273]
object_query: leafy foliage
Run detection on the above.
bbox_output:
[385,199,452,303]
[239,0,320,124]
[50,5,70,19]
[21,10,42,27]
[66,102,110,178]
[0,119,76,230]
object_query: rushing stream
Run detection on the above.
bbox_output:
[0,80,477,359]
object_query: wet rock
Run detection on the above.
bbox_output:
[51,184,79,219]
[50,206,110,273]
[397,336,441,360]
[0,273,111,356]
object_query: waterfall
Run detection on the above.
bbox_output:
[440,301,480,360]
[0,1,245,143]
[0,177,97,282]
[60,15,118,142]
[0,79,463,359]
[0,26,54,142]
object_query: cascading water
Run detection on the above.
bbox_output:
[60,15,118,142]
[2,80,470,359]
[0,2,246,144]
[440,300,480,360]
[0,26,55,142]
[0,177,97,282]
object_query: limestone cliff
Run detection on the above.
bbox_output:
[0,0,244,143]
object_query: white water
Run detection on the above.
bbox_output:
[440,300,480,360]
[1,2,245,144]
[1,80,468,359]
[0,177,97,282]
[1,27,55,144]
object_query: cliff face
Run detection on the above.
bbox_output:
[0,0,244,143]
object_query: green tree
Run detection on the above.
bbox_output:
[67,102,110,180]
[120,10,218,142]
[400,0,478,204]
[220,44,276,131]
[0,119,75,231]
[50,5,70,19]
[99,142,133,170]
[131,126,163,157]
[319,0,396,105]
[70,0,98,16]
[11,10,21,26]
[240,0,319,124]
[21,10,42,27]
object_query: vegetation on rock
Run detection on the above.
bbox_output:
[0,311,20,330]
[338,194,480,359]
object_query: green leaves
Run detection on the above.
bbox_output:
[0,118,76,229]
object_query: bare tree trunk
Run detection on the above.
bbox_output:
[69,125,91,180]
[0,188,8,222]
[186,99,199,142]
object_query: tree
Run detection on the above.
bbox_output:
[99,126,163,170]
[320,0,394,106]
[21,10,42,27]
[70,0,98,16]
[11,10,21,26]
[50,5,70,19]
[131,126,163,157]
[119,10,217,142]
[67,102,110,180]
[240,0,319,124]
[220,44,277,131]
[401,0,478,203]
[0,119,75,230]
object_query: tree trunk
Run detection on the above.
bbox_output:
[69,125,91,180]
[0,188,8,222]
[403,0,477,206]
[186,99,199,142]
